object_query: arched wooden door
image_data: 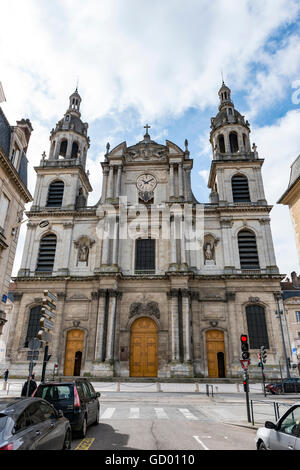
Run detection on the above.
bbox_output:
[130,317,158,377]
[206,330,226,378]
[64,329,84,376]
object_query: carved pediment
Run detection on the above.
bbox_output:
[125,141,168,162]
[129,301,160,319]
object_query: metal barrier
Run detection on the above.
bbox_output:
[250,399,291,426]
[206,384,214,397]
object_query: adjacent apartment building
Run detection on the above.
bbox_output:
[0,106,33,334]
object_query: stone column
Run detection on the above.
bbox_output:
[178,163,184,198]
[169,289,180,361]
[54,292,66,374]
[112,217,119,267]
[182,289,191,362]
[101,217,111,266]
[169,163,175,199]
[94,289,107,361]
[101,166,109,202]
[66,137,73,159]
[116,165,122,198]
[185,168,192,201]
[180,216,187,267]
[105,290,118,362]
[169,216,177,267]
[107,165,114,200]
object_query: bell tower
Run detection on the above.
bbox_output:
[18,89,92,277]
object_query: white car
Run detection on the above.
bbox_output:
[256,402,300,450]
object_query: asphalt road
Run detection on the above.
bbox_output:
[71,399,257,451]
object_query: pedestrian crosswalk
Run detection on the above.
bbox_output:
[99,406,212,422]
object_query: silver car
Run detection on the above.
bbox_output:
[256,402,300,450]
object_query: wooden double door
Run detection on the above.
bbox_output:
[206,330,226,378]
[64,329,84,376]
[130,317,158,377]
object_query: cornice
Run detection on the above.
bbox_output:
[0,147,32,203]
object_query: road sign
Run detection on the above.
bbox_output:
[40,317,54,331]
[27,351,39,361]
[37,330,51,343]
[42,298,56,311]
[41,307,55,319]
[44,290,57,303]
[28,338,40,350]
[240,359,251,370]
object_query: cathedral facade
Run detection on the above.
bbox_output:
[6,85,285,378]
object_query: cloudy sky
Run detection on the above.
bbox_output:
[1,0,300,277]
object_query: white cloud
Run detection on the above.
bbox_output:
[3,0,300,276]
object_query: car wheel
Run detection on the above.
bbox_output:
[63,428,72,450]
[258,441,267,450]
[79,416,87,438]
[93,405,100,425]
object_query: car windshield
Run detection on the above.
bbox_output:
[0,415,8,433]
[35,385,74,402]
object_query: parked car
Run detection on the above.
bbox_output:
[34,379,100,437]
[256,402,300,450]
[0,397,71,450]
[265,378,300,394]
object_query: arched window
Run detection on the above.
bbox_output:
[229,132,239,153]
[25,306,42,347]
[238,230,259,269]
[59,140,67,158]
[232,174,250,202]
[243,134,247,149]
[135,239,155,273]
[71,142,79,158]
[46,180,64,207]
[36,233,57,272]
[246,304,269,349]
[218,134,225,153]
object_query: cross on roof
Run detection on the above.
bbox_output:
[144,124,151,135]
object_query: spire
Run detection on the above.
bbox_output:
[68,88,82,116]
[218,81,233,111]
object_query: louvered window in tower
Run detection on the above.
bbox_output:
[46,181,64,207]
[232,174,250,202]
[135,239,155,273]
[238,230,259,270]
[36,234,57,272]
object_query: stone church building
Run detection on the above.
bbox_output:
[6,84,285,378]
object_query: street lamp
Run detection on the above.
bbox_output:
[274,292,291,379]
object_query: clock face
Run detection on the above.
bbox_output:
[136,174,157,192]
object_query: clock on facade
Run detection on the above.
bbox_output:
[136,174,157,192]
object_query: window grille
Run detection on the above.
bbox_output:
[238,230,259,269]
[36,234,57,272]
[135,239,155,272]
[46,181,64,207]
[246,304,269,349]
[25,306,42,347]
[232,174,251,202]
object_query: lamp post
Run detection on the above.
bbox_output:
[274,292,291,379]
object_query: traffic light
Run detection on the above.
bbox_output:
[260,346,267,364]
[243,372,248,392]
[240,334,250,360]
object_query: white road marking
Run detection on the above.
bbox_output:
[193,435,209,450]
[129,407,140,419]
[179,408,198,420]
[155,408,169,419]
[100,407,115,419]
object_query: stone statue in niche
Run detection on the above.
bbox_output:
[74,236,95,266]
[203,234,219,266]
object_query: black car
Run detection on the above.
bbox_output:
[265,378,300,394]
[0,397,71,450]
[34,379,100,437]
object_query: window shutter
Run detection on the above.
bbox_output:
[232,175,250,202]
[238,230,259,269]
[46,181,64,207]
[36,234,57,272]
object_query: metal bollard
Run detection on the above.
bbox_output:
[116,382,120,392]
[195,382,199,393]
[156,382,161,392]
[236,383,240,392]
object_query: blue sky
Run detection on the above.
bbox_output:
[1,0,300,276]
